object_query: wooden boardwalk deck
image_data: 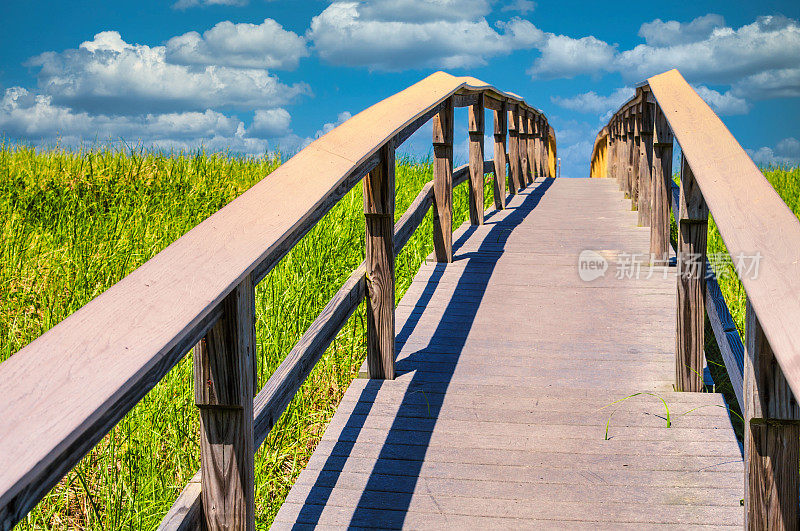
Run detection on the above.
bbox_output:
[272,177,743,529]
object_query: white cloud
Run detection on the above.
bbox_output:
[638,14,725,47]
[172,0,248,10]
[27,31,310,115]
[616,15,800,86]
[748,137,800,166]
[692,85,750,115]
[732,67,800,100]
[528,34,616,79]
[165,19,308,70]
[551,87,634,115]
[248,108,291,138]
[308,3,539,70]
[501,0,536,14]
[315,111,352,138]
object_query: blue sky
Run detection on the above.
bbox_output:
[1,0,798,177]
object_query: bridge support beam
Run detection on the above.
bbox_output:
[507,103,523,194]
[432,97,454,263]
[526,112,536,184]
[649,106,673,265]
[637,92,654,226]
[630,105,641,212]
[491,99,507,210]
[194,278,256,531]
[744,298,800,530]
[364,141,396,379]
[675,154,707,392]
[468,94,485,225]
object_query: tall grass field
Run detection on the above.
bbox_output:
[0,142,496,529]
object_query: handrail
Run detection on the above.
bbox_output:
[0,71,553,529]
[590,68,800,527]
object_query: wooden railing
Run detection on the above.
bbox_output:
[0,72,554,530]
[590,68,800,530]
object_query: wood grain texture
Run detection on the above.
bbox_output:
[194,277,255,531]
[675,155,708,393]
[649,106,673,264]
[507,104,523,194]
[0,70,545,528]
[745,299,800,530]
[432,97,454,263]
[649,68,800,400]
[364,142,396,380]
[492,102,507,210]
[528,114,538,181]
[630,109,641,212]
[637,98,654,226]
[468,95,485,225]
[519,110,531,186]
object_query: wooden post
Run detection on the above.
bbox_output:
[364,141,396,379]
[609,120,617,185]
[624,111,633,197]
[744,299,800,530]
[541,122,550,178]
[675,154,708,392]
[194,278,256,530]
[507,103,523,194]
[650,105,673,264]
[468,94,485,225]
[518,108,530,187]
[492,100,507,210]
[630,106,641,211]
[616,118,625,192]
[526,112,537,183]
[637,93,654,226]
[432,97,454,262]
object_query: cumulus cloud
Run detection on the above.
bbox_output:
[551,87,634,114]
[308,2,540,70]
[692,85,750,115]
[528,34,616,79]
[27,31,310,115]
[248,108,291,138]
[165,19,308,70]
[638,14,726,47]
[172,0,248,10]
[748,137,800,166]
[731,67,800,100]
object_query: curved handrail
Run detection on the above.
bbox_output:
[0,71,551,527]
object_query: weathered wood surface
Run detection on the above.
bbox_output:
[649,69,800,401]
[273,178,743,529]
[0,71,545,528]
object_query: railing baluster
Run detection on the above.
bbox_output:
[630,104,641,211]
[744,298,800,529]
[193,277,256,530]
[519,109,531,186]
[492,100,507,210]
[650,105,673,265]
[507,103,522,194]
[468,94,485,225]
[432,97,454,263]
[637,92,654,226]
[534,116,542,179]
[675,154,708,392]
[364,141,396,379]
[542,121,550,178]
[616,118,625,192]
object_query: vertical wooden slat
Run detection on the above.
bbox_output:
[624,111,633,197]
[492,100,507,210]
[194,277,256,531]
[507,103,523,194]
[542,121,550,178]
[468,94,485,225]
[630,106,641,211]
[617,118,626,192]
[519,109,531,186]
[650,105,673,264]
[432,97,454,263]
[526,113,537,183]
[364,141,396,380]
[675,154,708,392]
[637,94,654,226]
[609,120,617,185]
[744,299,800,530]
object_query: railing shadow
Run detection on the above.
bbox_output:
[291,177,556,527]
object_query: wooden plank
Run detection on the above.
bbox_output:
[507,103,523,194]
[432,97,454,262]
[649,68,800,400]
[637,95,653,225]
[519,109,531,186]
[676,154,708,392]
[364,142,395,379]
[492,100,507,210]
[0,71,548,528]
[745,300,800,529]
[193,277,255,530]
[468,94,485,225]
[650,105,673,264]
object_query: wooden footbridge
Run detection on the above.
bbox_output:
[1,69,800,530]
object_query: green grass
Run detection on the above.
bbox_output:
[0,142,495,529]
